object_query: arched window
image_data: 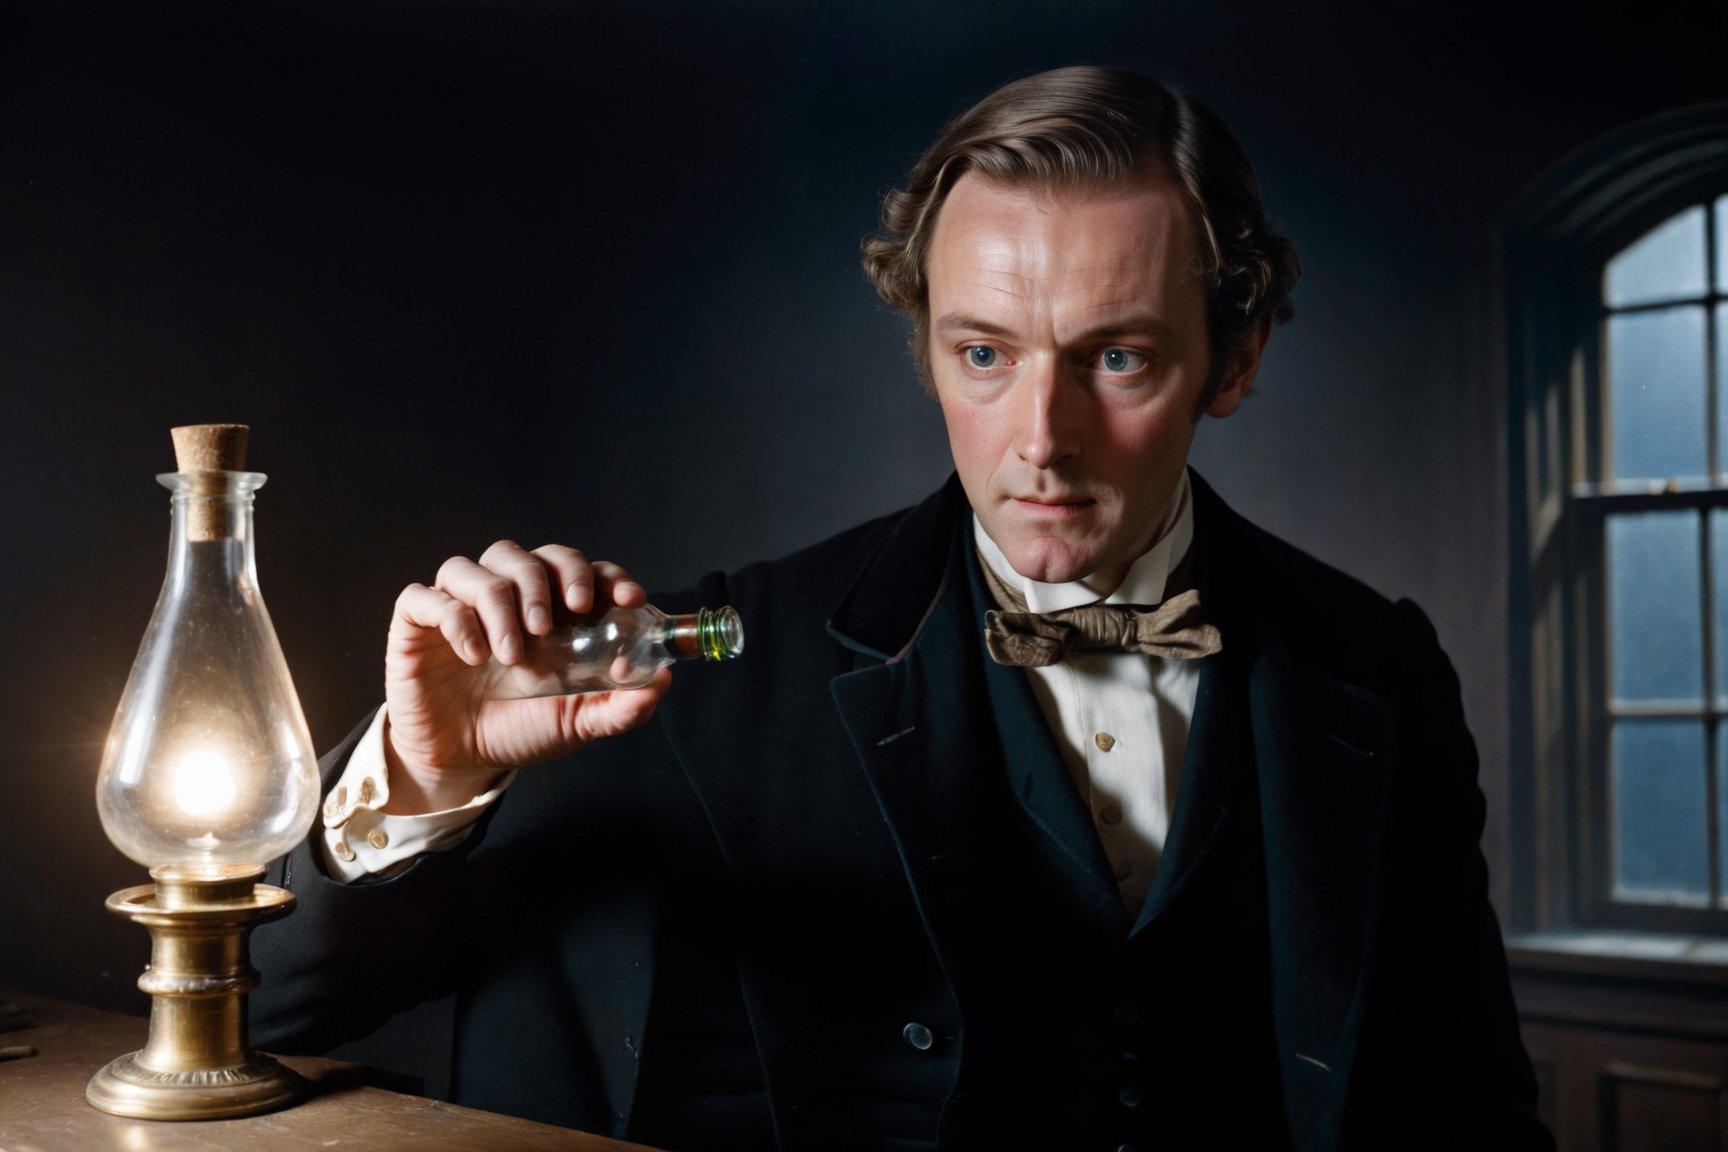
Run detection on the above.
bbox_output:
[1507,103,1728,937]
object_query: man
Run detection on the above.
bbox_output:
[251,66,1553,1151]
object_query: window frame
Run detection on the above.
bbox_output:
[1506,103,1728,938]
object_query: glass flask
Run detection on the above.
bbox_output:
[485,604,744,699]
[95,469,320,879]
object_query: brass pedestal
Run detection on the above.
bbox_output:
[86,866,302,1120]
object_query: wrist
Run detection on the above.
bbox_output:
[381,720,502,815]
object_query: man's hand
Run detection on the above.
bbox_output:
[380,541,671,814]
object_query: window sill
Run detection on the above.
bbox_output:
[1507,930,1728,986]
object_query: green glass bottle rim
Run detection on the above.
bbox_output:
[696,606,744,661]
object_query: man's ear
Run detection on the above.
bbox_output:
[1205,313,1272,419]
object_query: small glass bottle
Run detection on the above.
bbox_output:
[484,604,744,699]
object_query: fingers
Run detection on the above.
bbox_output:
[531,545,646,614]
[409,541,649,666]
[436,552,530,663]
[477,539,567,639]
[592,559,648,609]
[394,581,491,666]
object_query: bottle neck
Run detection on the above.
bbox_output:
[160,471,266,591]
[663,606,744,661]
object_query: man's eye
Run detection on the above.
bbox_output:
[965,346,998,369]
[1100,347,1148,373]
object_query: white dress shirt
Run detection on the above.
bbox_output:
[973,471,1199,912]
[326,473,1201,900]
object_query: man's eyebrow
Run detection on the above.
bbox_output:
[1081,315,1178,340]
[932,311,1014,336]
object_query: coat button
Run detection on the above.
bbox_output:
[1119,1084,1143,1108]
[1114,999,1139,1025]
[902,1022,934,1051]
[1116,1145,1140,1152]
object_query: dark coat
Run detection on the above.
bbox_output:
[250,471,1552,1152]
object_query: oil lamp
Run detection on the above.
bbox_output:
[87,424,320,1120]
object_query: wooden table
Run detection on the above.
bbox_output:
[0,991,658,1151]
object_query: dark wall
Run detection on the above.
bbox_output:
[2,0,1723,1069]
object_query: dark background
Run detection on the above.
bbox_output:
[2,0,1724,1095]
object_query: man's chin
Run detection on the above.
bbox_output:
[1000,544,1098,587]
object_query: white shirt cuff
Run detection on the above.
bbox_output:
[318,706,516,883]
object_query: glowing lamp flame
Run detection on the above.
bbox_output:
[172,750,238,819]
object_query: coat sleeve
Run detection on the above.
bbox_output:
[248,710,483,1056]
[244,698,750,1142]
[1341,600,1554,1152]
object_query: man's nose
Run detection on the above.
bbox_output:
[1012,360,1083,468]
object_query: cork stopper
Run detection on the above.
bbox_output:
[170,424,250,541]
[171,423,249,473]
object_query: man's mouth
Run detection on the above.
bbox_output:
[1010,495,1096,516]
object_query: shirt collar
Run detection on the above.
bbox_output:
[973,471,1193,613]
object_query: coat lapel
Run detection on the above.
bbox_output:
[1189,474,1397,1151]
[1253,631,1395,1151]
[827,481,1007,978]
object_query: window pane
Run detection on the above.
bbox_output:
[1719,731,1728,906]
[1605,205,1707,307]
[1716,510,1728,707]
[1607,307,1707,481]
[1613,719,1707,903]
[1608,510,1702,702]
[1717,195,1728,293]
[1720,304,1728,478]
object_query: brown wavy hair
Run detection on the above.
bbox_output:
[862,65,1301,402]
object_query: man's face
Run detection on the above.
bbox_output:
[925,172,1262,590]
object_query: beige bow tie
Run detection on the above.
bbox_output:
[979,552,1223,668]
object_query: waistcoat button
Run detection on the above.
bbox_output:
[902,1022,934,1051]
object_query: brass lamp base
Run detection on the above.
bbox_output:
[86,866,303,1121]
